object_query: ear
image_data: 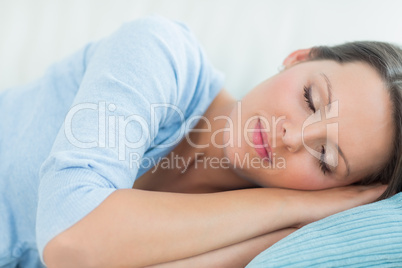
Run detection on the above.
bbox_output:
[282,48,312,68]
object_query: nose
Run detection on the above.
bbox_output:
[281,120,328,153]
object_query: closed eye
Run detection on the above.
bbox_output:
[304,85,331,175]
[319,146,331,175]
[303,85,316,113]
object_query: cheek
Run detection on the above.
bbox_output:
[267,78,304,116]
[276,157,328,190]
[271,73,301,96]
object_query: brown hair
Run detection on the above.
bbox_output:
[306,41,402,200]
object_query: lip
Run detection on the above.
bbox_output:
[253,118,273,163]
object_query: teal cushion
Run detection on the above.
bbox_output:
[246,192,402,267]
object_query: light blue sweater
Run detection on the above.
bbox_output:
[0,16,224,266]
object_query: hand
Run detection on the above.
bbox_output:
[292,183,388,228]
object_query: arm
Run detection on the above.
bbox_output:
[36,16,226,266]
[44,184,387,267]
[144,228,298,268]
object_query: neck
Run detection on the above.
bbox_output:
[178,89,259,192]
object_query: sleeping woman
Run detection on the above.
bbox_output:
[0,15,401,267]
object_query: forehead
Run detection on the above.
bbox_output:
[308,60,394,177]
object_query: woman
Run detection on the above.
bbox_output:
[0,15,400,267]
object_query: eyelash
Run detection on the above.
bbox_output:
[319,146,331,175]
[303,85,331,175]
[303,86,316,113]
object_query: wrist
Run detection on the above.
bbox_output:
[250,188,305,232]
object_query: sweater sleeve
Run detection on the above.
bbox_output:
[35,15,224,263]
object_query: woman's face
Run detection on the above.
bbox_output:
[223,58,394,190]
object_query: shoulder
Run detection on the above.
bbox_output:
[115,15,199,51]
[123,15,191,33]
[89,15,205,76]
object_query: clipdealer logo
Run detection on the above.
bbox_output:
[63,100,338,168]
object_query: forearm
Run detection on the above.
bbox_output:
[44,184,386,268]
[145,228,298,268]
[44,188,300,268]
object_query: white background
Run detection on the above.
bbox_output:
[1,0,402,99]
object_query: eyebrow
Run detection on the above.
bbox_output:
[319,72,351,177]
